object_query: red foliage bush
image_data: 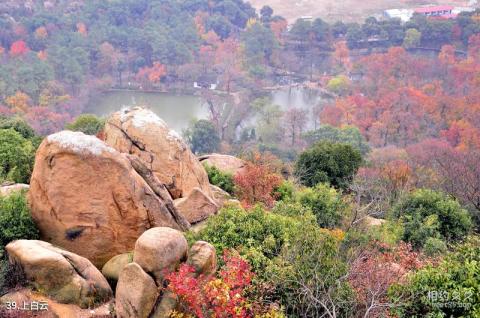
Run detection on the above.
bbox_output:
[233,163,282,209]
[166,251,256,318]
[348,242,425,317]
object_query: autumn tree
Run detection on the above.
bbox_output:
[9,40,29,57]
[136,62,167,88]
[215,38,243,93]
[283,107,307,147]
[5,92,31,113]
[234,162,282,208]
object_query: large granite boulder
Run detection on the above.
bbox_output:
[133,227,188,285]
[28,131,183,267]
[104,107,212,201]
[115,262,158,318]
[5,240,112,308]
[199,153,246,176]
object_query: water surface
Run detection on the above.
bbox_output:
[85,90,207,132]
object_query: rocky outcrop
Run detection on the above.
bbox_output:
[187,241,217,277]
[174,187,219,224]
[115,263,159,318]
[5,240,112,308]
[104,107,212,201]
[28,131,185,267]
[101,252,133,284]
[133,227,188,285]
[0,183,29,196]
[114,229,218,318]
[199,153,246,176]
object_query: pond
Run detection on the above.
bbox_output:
[84,90,207,132]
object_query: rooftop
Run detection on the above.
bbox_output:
[414,5,454,14]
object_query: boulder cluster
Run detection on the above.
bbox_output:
[0,107,237,317]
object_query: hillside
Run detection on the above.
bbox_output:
[0,0,479,317]
[249,0,472,22]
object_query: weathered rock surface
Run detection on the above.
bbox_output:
[101,252,133,283]
[199,153,246,176]
[174,187,219,224]
[364,216,387,227]
[104,107,212,200]
[0,183,29,196]
[115,262,158,318]
[187,241,217,277]
[209,184,232,206]
[150,290,178,318]
[133,227,188,284]
[28,131,183,267]
[0,288,113,318]
[5,240,112,308]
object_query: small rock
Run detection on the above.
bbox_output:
[0,183,29,196]
[174,187,219,224]
[133,227,188,285]
[150,290,178,318]
[101,252,133,283]
[209,184,231,206]
[199,153,246,176]
[115,263,158,318]
[187,241,217,277]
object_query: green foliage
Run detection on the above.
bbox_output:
[188,203,315,273]
[366,219,405,246]
[0,117,36,139]
[0,192,39,253]
[273,180,295,202]
[423,237,447,257]
[295,183,347,228]
[66,114,104,135]
[0,129,35,183]
[304,124,370,155]
[390,236,480,317]
[403,28,421,49]
[326,75,351,96]
[184,119,220,155]
[392,189,472,249]
[294,141,362,190]
[204,164,234,195]
[265,225,354,317]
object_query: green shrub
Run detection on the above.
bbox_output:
[294,141,362,190]
[0,129,35,183]
[423,237,447,257]
[303,124,370,155]
[273,180,295,202]
[0,117,36,139]
[392,189,472,249]
[66,114,105,135]
[295,183,348,228]
[0,192,39,252]
[204,164,235,195]
[390,236,480,317]
[184,119,220,155]
[265,224,354,317]
[188,203,315,273]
